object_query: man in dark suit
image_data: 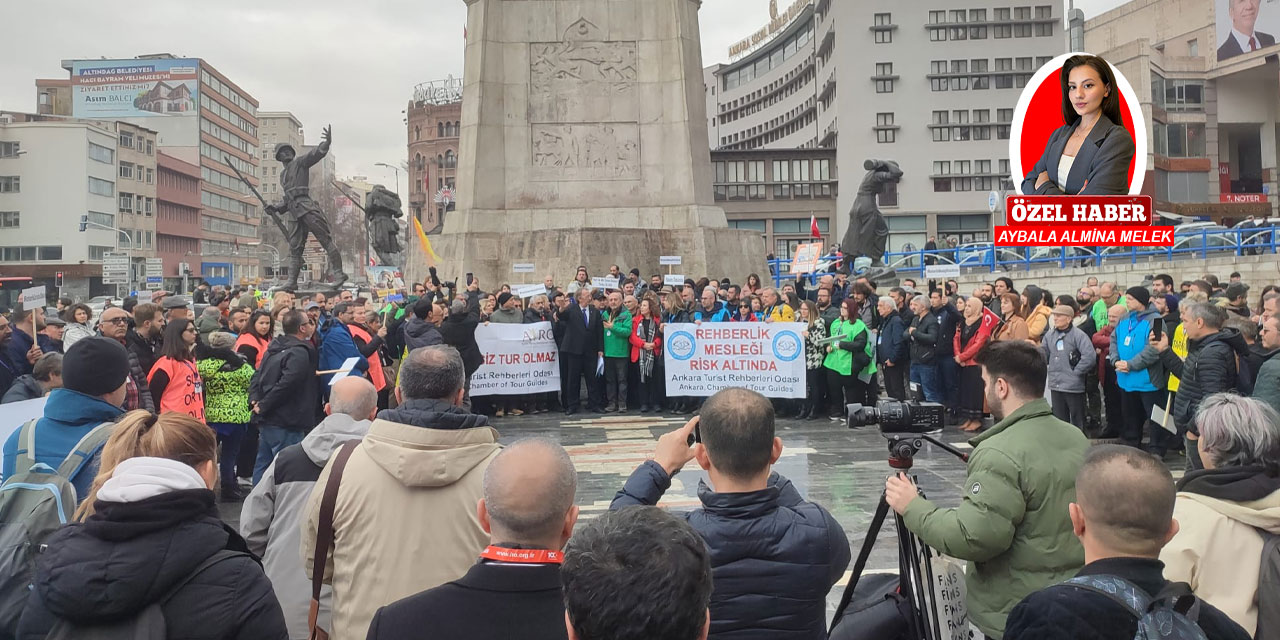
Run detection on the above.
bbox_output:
[1218,0,1275,60]
[367,438,579,640]
[557,288,605,414]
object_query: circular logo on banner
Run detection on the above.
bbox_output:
[667,331,697,361]
[1009,52,1147,195]
[772,331,802,362]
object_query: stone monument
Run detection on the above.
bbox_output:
[407,0,767,287]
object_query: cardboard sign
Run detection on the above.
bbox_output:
[512,263,536,273]
[664,274,686,287]
[923,554,970,640]
[664,323,806,398]
[513,284,546,299]
[660,255,682,266]
[18,286,46,311]
[470,322,561,396]
[788,242,824,275]
[591,276,620,290]
[924,264,962,278]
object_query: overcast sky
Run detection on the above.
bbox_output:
[0,0,1127,185]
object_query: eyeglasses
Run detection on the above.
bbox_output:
[103,317,129,325]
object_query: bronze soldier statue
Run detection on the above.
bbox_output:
[267,125,348,291]
[365,185,404,266]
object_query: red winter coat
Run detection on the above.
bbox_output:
[629,315,663,363]
[953,307,1001,366]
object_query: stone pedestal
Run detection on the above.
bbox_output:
[408,0,766,287]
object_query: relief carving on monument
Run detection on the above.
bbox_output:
[531,123,641,181]
[529,40,638,123]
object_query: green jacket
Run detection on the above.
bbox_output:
[823,318,876,377]
[902,398,1087,639]
[1253,352,1280,415]
[602,308,633,358]
[197,357,254,424]
[1090,298,1108,332]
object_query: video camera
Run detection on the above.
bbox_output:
[846,400,945,434]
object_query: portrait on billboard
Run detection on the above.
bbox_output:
[1011,53,1147,197]
[1217,0,1278,61]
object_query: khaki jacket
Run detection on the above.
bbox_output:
[1160,488,1280,634]
[302,417,500,640]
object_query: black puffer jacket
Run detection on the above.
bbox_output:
[403,315,444,352]
[249,335,320,432]
[908,311,940,365]
[439,308,482,376]
[1159,328,1248,434]
[612,461,851,639]
[18,490,287,640]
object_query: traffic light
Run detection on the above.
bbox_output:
[78,215,88,232]
[55,272,63,287]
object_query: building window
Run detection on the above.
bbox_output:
[119,131,134,149]
[928,10,946,23]
[119,162,134,180]
[88,142,114,164]
[878,181,898,207]
[1187,39,1199,57]
[119,193,133,214]
[875,62,894,93]
[145,168,154,184]
[995,8,1011,20]
[874,13,892,43]
[1015,23,1032,37]
[1037,56,1053,67]
[1165,123,1206,157]
[1034,5,1052,18]
[0,141,19,158]
[1164,80,1204,111]
[876,112,894,127]
[88,177,113,196]
[970,9,987,21]
[1015,6,1032,19]
[934,179,952,192]
[930,27,947,42]
[0,211,17,228]
[994,24,1012,38]
[878,129,896,143]
[445,150,456,168]
[933,161,951,175]
[145,139,153,155]
[970,24,988,39]
[0,176,18,193]
[930,60,948,91]
[1034,22,1052,36]
[88,211,114,228]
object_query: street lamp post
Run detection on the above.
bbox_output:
[244,242,282,285]
[79,219,135,297]
[375,162,402,198]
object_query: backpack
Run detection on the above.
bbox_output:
[1058,574,1209,640]
[0,419,115,638]
[1257,531,1279,640]
[44,549,251,639]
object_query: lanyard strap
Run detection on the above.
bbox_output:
[479,546,563,564]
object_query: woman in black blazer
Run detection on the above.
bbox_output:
[1021,54,1135,196]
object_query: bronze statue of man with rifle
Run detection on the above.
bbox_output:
[264,125,347,290]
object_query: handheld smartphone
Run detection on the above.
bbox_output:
[686,416,702,447]
[466,273,474,286]
[1151,317,1164,341]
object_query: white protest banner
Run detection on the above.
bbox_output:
[664,323,806,398]
[789,242,823,275]
[19,286,47,311]
[660,255,682,266]
[470,321,561,396]
[591,276,620,290]
[513,284,546,299]
[0,397,47,448]
[664,274,686,287]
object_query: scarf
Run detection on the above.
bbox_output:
[960,316,982,348]
[1177,465,1280,502]
[638,317,658,381]
[97,456,208,504]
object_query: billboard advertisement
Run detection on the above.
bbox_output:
[71,58,199,118]
[1215,0,1280,62]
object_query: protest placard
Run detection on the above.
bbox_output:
[789,242,824,275]
[590,276,620,290]
[663,323,806,398]
[663,274,686,287]
[470,322,561,396]
[513,284,546,299]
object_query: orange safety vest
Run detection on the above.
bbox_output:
[347,324,387,392]
[148,356,205,422]
[234,332,270,368]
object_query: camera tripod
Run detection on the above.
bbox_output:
[830,434,971,640]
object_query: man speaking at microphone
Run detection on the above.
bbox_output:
[367,438,579,640]
[885,341,1088,639]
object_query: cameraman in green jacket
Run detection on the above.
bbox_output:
[885,340,1088,639]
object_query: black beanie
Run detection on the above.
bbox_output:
[63,337,130,397]
[1125,286,1151,309]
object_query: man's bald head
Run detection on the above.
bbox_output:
[100,307,130,340]
[482,438,578,546]
[326,376,378,421]
[1073,445,1176,557]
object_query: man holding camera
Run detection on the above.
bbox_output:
[611,387,850,639]
[885,341,1088,639]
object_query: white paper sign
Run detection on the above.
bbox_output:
[660,255,682,266]
[921,554,970,640]
[513,284,546,299]
[591,276,620,290]
[664,274,686,287]
[664,323,806,398]
[924,264,962,278]
[512,263,536,273]
[327,357,363,386]
[470,322,561,396]
[19,286,46,311]
[0,397,47,449]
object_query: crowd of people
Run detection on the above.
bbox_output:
[0,263,1276,640]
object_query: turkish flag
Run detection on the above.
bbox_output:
[810,214,821,238]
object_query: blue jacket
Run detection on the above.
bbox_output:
[2,388,124,499]
[318,322,369,385]
[1109,309,1165,393]
[612,461,851,640]
[876,314,910,365]
[691,302,731,323]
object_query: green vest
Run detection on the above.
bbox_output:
[822,319,877,377]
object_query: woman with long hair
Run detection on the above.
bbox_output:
[629,297,664,413]
[566,266,591,296]
[1023,285,1052,343]
[823,299,873,421]
[749,296,765,320]
[234,310,274,368]
[954,297,995,431]
[994,292,1030,342]
[745,273,762,297]
[799,300,829,420]
[198,332,254,501]
[17,411,288,638]
[1021,54,1134,196]
[61,302,95,348]
[148,318,205,422]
